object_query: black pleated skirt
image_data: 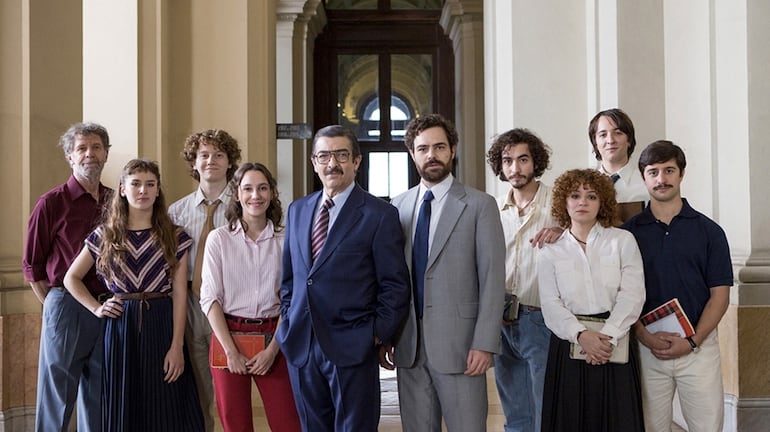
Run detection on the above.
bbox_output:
[103,296,204,432]
[541,332,645,432]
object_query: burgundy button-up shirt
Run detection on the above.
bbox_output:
[22,175,112,296]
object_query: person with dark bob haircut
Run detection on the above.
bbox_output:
[588,108,647,215]
[537,168,646,432]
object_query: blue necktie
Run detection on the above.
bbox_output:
[412,190,434,317]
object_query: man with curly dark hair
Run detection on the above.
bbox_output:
[485,128,557,432]
[168,128,242,431]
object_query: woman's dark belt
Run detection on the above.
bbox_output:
[113,291,170,332]
[223,313,279,325]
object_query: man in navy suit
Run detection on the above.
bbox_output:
[276,125,410,431]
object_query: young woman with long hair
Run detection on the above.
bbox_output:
[200,162,300,431]
[65,159,204,431]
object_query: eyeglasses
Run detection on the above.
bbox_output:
[313,150,351,164]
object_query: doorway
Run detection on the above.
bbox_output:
[313,2,454,199]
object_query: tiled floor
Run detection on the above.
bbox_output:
[215,368,684,431]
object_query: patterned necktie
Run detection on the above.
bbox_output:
[610,173,620,184]
[311,198,335,261]
[192,199,220,297]
[412,190,434,317]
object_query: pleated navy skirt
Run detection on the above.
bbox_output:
[103,296,204,432]
[541,332,645,432]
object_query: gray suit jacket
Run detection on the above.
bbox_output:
[391,178,505,374]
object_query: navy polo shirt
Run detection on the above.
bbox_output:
[622,199,733,326]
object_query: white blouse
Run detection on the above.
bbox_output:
[537,224,645,344]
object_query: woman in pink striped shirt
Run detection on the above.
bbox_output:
[200,162,300,432]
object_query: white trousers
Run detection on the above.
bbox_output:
[638,331,724,432]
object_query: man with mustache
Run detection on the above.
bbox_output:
[382,114,505,432]
[485,128,556,432]
[589,108,648,222]
[623,140,732,431]
[276,125,410,431]
[23,123,112,431]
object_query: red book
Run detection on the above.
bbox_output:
[210,332,270,369]
[640,298,695,338]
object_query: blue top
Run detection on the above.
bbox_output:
[622,199,733,326]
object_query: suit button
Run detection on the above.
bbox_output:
[307,279,313,285]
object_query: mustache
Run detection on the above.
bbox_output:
[324,167,344,175]
[654,184,673,190]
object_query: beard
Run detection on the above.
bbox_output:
[510,172,535,189]
[74,162,105,182]
[417,158,453,183]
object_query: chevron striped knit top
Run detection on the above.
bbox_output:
[86,226,192,294]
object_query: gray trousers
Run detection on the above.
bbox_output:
[396,321,488,432]
[35,288,104,432]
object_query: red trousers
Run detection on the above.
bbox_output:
[211,317,300,432]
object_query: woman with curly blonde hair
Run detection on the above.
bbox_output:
[65,159,204,431]
[537,169,646,431]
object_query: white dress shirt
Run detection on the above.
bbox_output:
[537,224,645,344]
[496,182,556,307]
[598,161,648,203]
[199,220,283,318]
[412,174,454,255]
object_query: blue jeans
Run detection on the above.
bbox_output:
[493,308,551,432]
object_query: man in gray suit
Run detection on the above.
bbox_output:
[381,114,505,432]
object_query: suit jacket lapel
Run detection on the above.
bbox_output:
[311,185,364,271]
[300,192,322,271]
[428,179,466,270]
[398,187,420,268]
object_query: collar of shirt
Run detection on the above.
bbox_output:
[318,181,356,228]
[232,219,276,243]
[418,173,453,205]
[195,186,231,207]
[66,175,107,203]
[598,161,636,186]
[500,180,547,212]
[634,197,698,226]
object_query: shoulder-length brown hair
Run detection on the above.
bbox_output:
[551,169,618,228]
[225,162,284,233]
[96,159,178,280]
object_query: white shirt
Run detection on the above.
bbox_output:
[168,187,233,281]
[598,161,648,203]
[413,174,454,255]
[497,182,556,307]
[199,220,283,318]
[537,224,645,344]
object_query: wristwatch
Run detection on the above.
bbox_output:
[686,336,700,353]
